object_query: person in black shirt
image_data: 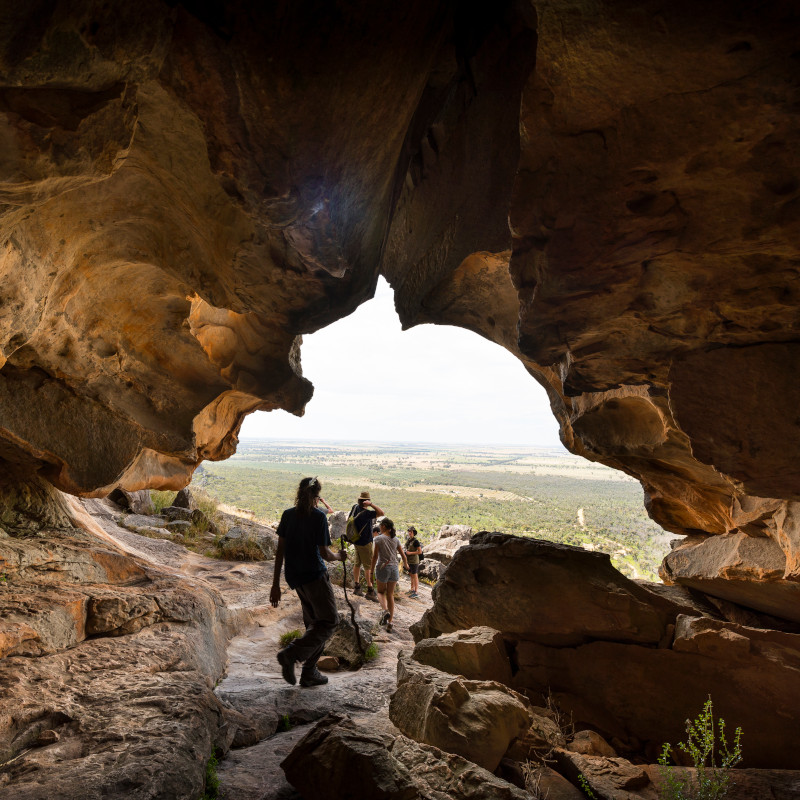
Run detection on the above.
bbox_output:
[270,477,346,687]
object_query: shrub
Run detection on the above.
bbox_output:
[150,490,176,514]
[217,534,265,561]
[364,642,379,662]
[279,629,303,647]
[658,697,742,800]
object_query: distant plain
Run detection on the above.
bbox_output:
[195,439,677,581]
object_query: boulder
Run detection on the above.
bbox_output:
[117,513,167,533]
[417,559,446,584]
[569,730,618,758]
[281,712,530,800]
[389,655,532,773]
[328,511,348,542]
[107,488,155,516]
[423,535,469,566]
[437,525,473,540]
[529,766,585,800]
[316,656,340,672]
[513,616,800,769]
[173,488,197,510]
[163,506,194,522]
[220,520,279,559]
[166,520,192,535]
[323,615,374,669]
[553,749,656,800]
[661,532,800,623]
[411,534,685,645]
[411,626,513,685]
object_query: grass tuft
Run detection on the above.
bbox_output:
[200,752,220,800]
[364,642,379,662]
[279,629,303,647]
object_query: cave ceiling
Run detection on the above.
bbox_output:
[0,1,799,572]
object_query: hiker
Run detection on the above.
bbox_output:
[270,477,346,687]
[347,491,383,600]
[370,518,409,633]
[317,495,334,514]
[404,526,423,598]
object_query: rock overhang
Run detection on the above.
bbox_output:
[0,1,797,582]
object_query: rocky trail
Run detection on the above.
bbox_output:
[90,497,435,800]
[217,579,432,799]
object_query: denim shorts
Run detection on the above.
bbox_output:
[376,563,400,584]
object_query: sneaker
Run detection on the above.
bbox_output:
[380,611,390,626]
[353,584,363,596]
[276,647,296,685]
[300,668,329,687]
[408,592,419,599]
[386,622,393,633]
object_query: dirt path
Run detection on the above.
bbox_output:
[83,498,433,799]
[215,575,433,800]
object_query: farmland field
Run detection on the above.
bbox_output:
[193,439,678,581]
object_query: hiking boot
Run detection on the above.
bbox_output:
[300,668,329,687]
[353,583,363,596]
[365,587,378,601]
[380,611,390,626]
[386,622,393,633]
[276,647,296,686]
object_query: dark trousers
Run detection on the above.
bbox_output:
[290,573,338,672]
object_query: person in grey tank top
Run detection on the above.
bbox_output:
[369,518,409,633]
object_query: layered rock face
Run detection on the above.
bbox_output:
[0,1,533,497]
[411,534,800,770]
[0,474,240,798]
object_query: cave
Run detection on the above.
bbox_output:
[1,1,799,798]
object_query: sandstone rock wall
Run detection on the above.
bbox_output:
[0,474,241,797]
[0,2,796,574]
[411,534,800,770]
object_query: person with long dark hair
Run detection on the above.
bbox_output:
[369,518,409,633]
[270,477,346,687]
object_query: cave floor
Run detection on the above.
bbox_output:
[215,576,433,800]
[83,498,434,799]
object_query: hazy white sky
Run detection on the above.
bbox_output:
[241,278,564,447]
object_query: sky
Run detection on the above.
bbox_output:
[240,277,565,447]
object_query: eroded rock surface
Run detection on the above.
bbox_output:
[0,477,242,798]
[411,534,800,770]
[281,712,531,800]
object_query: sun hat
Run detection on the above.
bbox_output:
[359,491,371,500]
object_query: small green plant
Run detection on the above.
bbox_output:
[279,629,303,647]
[578,774,598,798]
[278,714,292,732]
[364,642,379,662]
[200,752,220,800]
[0,572,7,584]
[150,490,176,514]
[658,697,742,800]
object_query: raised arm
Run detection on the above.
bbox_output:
[367,501,384,516]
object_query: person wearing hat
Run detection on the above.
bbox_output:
[347,491,383,599]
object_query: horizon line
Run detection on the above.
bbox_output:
[236,435,569,450]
